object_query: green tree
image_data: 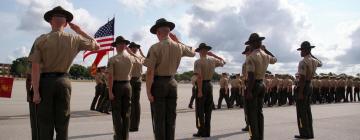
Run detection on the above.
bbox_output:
[69,64,88,79]
[10,57,29,77]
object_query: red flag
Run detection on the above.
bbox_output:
[83,18,115,75]
[90,51,108,76]
[0,77,14,98]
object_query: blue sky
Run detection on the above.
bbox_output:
[1,0,360,75]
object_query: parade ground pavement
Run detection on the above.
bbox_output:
[1,80,360,140]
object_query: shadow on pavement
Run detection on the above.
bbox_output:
[68,132,113,139]
[177,131,247,140]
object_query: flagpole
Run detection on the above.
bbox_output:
[112,15,115,58]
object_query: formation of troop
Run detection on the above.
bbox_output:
[26,6,360,140]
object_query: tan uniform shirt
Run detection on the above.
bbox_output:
[107,52,139,81]
[231,78,241,88]
[95,73,103,84]
[29,30,98,72]
[285,78,293,92]
[338,79,346,87]
[346,79,354,87]
[220,77,229,88]
[194,57,224,80]
[277,79,284,90]
[143,37,195,76]
[297,55,322,81]
[271,78,279,88]
[321,79,329,87]
[245,49,277,80]
[312,79,319,88]
[130,55,144,78]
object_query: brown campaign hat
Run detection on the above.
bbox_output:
[195,43,212,52]
[44,6,73,23]
[129,42,141,48]
[111,36,130,47]
[245,33,265,45]
[150,18,175,34]
[297,41,315,51]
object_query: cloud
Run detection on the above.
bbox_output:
[338,22,360,64]
[16,0,101,35]
[179,0,308,73]
[7,46,30,62]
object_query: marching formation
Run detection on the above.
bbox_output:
[24,6,358,140]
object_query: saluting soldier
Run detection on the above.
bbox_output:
[218,73,232,109]
[107,36,141,140]
[244,33,277,140]
[193,43,225,137]
[188,74,198,109]
[144,18,196,140]
[29,6,99,140]
[345,76,354,102]
[128,42,145,132]
[295,41,322,139]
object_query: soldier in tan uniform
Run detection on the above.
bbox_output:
[108,36,141,140]
[193,43,225,137]
[244,33,277,140]
[354,78,360,102]
[29,6,99,140]
[277,75,286,106]
[329,76,337,103]
[295,41,322,139]
[188,74,197,109]
[91,67,106,111]
[218,73,232,109]
[285,75,294,105]
[270,75,279,106]
[241,45,252,132]
[263,74,270,106]
[311,76,320,104]
[128,42,145,132]
[345,76,354,102]
[230,74,242,107]
[144,18,196,140]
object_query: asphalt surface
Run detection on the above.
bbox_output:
[1,80,360,140]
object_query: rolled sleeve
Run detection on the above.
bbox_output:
[143,47,157,69]
[77,35,98,51]
[269,55,277,64]
[213,57,225,67]
[180,43,195,57]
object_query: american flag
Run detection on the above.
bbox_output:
[83,18,115,59]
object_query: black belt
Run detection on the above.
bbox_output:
[202,80,211,83]
[154,76,173,80]
[131,77,141,80]
[113,80,129,84]
[41,72,68,78]
[255,79,263,82]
